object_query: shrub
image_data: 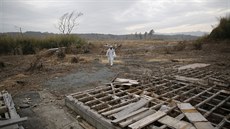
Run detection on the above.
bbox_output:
[0,34,86,55]
[192,34,209,50]
[174,41,186,51]
[192,41,203,50]
[209,15,230,40]
[163,47,173,54]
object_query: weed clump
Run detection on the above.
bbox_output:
[174,41,186,51]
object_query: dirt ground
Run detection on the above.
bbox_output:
[0,40,230,129]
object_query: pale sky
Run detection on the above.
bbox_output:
[0,0,229,34]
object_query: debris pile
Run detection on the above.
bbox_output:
[65,64,230,129]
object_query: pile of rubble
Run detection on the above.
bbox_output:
[65,63,230,129]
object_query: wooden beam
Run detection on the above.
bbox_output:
[204,95,230,117]
[98,97,139,113]
[151,114,185,129]
[177,103,215,129]
[158,115,195,129]
[101,104,130,116]
[195,91,222,108]
[112,98,150,119]
[159,85,189,97]
[119,109,156,128]
[112,108,148,124]
[128,111,166,129]
[184,86,214,102]
[110,83,116,96]
[2,92,20,119]
[0,117,27,128]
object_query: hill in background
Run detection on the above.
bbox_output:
[1,31,199,41]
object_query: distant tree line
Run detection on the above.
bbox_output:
[134,29,155,40]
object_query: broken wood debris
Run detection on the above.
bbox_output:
[177,103,215,129]
[128,111,166,129]
[158,115,195,129]
[114,78,140,86]
[112,97,150,119]
[66,65,230,129]
[0,91,27,129]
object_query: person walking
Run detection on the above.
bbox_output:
[106,46,116,66]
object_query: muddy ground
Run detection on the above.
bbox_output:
[0,40,230,129]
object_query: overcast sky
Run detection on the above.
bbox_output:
[0,0,229,34]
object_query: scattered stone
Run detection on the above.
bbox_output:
[19,103,30,108]
[16,80,26,85]
[32,104,38,108]
[22,97,32,104]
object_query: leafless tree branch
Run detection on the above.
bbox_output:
[57,11,83,34]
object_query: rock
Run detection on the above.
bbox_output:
[32,104,38,107]
[16,80,26,85]
[19,103,30,108]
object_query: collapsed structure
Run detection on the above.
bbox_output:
[66,63,230,129]
[0,91,27,129]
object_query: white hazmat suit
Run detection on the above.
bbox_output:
[106,47,116,66]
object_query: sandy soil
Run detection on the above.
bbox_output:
[0,40,230,129]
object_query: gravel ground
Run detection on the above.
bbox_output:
[44,67,116,94]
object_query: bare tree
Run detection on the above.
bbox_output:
[57,11,83,34]
[148,29,154,39]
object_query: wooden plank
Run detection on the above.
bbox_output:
[158,115,195,129]
[115,78,137,83]
[184,112,208,122]
[112,108,148,124]
[151,114,185,129]
[128,111,166,129]
[178,63,210,70]
[0,117,27,128]
[177,103,207,122]
[2,92,20,118]
[175,75,205,84]
[177,103,195,110]
[114,78,139,85]
[110,83,116,96]
[79,119,96,129]
[194,122,215,129]
[101,104,130,116]
[119,109,156,128]
[112,98,149,119]
[177,103,215,129]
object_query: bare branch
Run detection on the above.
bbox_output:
[57,11,83,34]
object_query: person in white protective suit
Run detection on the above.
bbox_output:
[106,46,116,66]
